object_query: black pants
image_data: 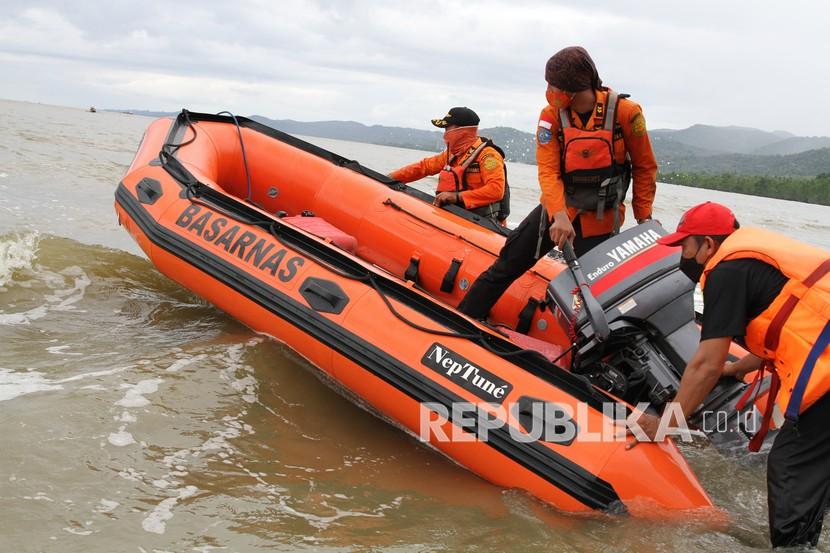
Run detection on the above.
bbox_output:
[767,390,830,548]
[457,204,610,319]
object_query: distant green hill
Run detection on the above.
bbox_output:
[251,116,540,164]
[752,136,830,155]
[252,117,830,174]
[649,125,786,154]
[650,135,719,158]
[251,117,445,152]
[656,147,830,177]
[114,108,830,177]
[650,124,830,156]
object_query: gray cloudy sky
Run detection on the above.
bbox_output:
[1,0,828,136]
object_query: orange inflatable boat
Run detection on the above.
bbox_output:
[115,111,776,518]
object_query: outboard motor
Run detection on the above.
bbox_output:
[547,221,775,453]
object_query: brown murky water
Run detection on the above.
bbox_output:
[2,99,829,552]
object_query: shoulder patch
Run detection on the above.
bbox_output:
[482,155,499,171]
[630,112,646,137]
[538,119,552,130]
[537,127,553,145]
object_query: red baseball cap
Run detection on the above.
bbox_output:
[657,202,737,247]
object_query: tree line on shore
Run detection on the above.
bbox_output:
[658,172,830,206]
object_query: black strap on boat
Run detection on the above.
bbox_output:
[516,297,541,335]
[404,256,420,284]
[440,258,463,293]
[216,111,253,203]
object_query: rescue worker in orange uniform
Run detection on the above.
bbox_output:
[628,201,830,549]
[389,107,509,225]
[458,46,657,319]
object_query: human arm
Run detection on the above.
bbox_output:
[536,109,575,247]
[723,353,764,378]
[628,264,749,445]
[619,101,657,221]
[389,151,448,183]
[675,263,754,420]
[627,337,732,446]
[673,337,733,419]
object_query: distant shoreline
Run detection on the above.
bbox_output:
[3,98,829,207]
[659,172,830,207]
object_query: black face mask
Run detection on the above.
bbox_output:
[678,255,705,283]
[678,241,705,283]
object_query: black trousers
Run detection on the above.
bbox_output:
[767,390,830,548]
[457,204,610,319]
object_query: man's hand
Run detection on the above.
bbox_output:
[722,353,764,379]
[625,412,662,449]
[721,361,741,378]
[434,191,459,207]
[549,210,575,248]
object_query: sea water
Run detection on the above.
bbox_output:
[2,99,829,552]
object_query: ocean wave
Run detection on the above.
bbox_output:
[0,231,39,287]
[0,233,217,332]
[0,263,91,326]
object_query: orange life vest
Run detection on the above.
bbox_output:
[436,138,510,222]
[436,139,495,193]
[701,227,830,426]
[557,90,631,229]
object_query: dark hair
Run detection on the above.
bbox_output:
[691,218,740,246]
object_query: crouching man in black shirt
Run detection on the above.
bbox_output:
[627,201,830,548]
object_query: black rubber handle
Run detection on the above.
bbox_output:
[562,242,611,342]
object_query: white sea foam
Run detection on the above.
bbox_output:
[96,499,119,513]
[115,411,136,423]
[114,378,163,408]
[0,232,39,287]
[141,485,199,534]
[62,527,93,536]
[0,367,63,401]
[0,303,48,325]
[107,426,136,447]
[46,344,83,355]
[0,364,134,402]
[46,266,91,312]
[117,467,144,482]
[55,365,131,384]
[23,492,54,502]
[277,495,404,530]
[164,354,207,373]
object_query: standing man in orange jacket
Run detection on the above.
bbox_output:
[629,201,830,548]
[458,46,657,319]
[389,107,509,225]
